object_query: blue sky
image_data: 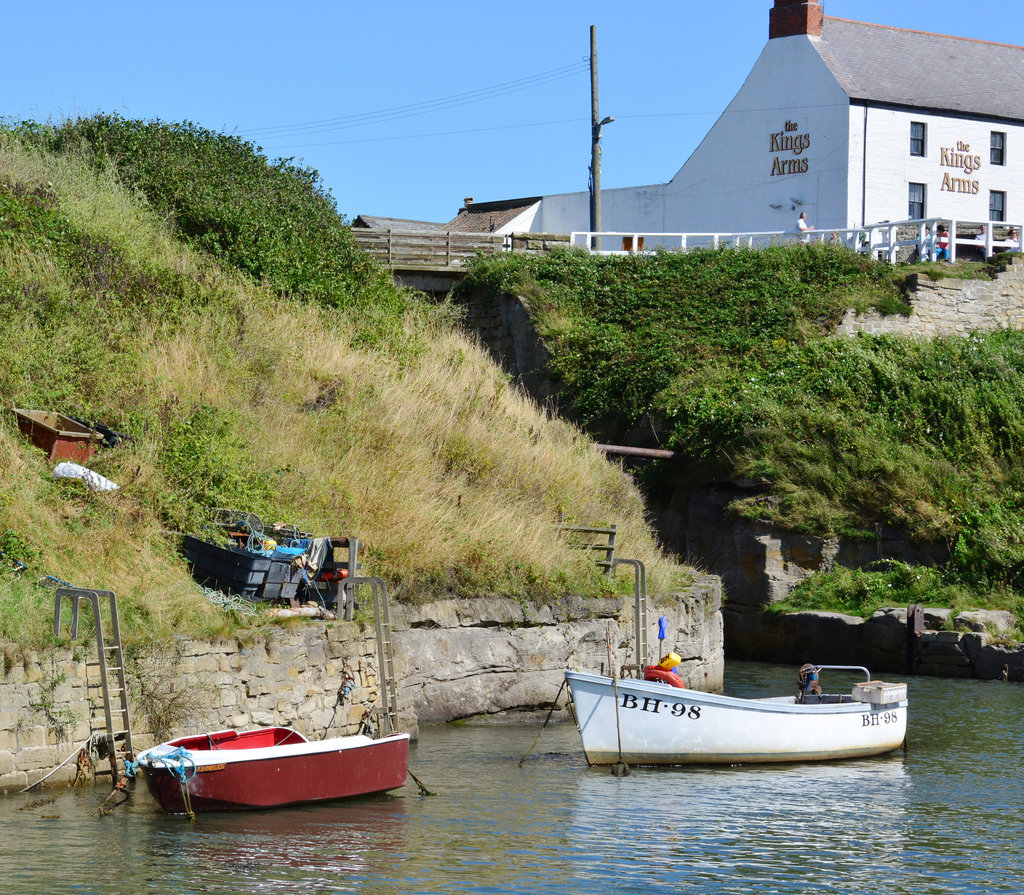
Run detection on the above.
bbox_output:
[3,1,1021,224]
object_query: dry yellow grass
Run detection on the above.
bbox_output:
[0,132,694,647]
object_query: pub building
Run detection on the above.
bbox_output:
[456,0,1024,240]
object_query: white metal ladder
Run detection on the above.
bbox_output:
[341,576,399,735]
[54,587,134,779]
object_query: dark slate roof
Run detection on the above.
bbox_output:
[351,215,441,231]
[443,197,541,233]
[816,17,1024,121]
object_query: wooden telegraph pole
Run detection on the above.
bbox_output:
[589,25,614,249]
[590,24,601,239]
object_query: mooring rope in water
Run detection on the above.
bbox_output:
[73,746,93,787]
[93,757,144,817]
[407,768,437,796]
[518,678,567,767]
[146,747,198,822]
[18,732,103,793]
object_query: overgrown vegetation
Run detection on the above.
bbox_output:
[773,560,1022,640]
[0,119,690,650]
[124,639,213,741]
[456,245,909,428]
[457,247,1024,626]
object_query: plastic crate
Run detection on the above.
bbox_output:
[183,535,272,600]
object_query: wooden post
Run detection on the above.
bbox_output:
[906,604,924,674]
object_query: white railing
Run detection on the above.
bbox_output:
[569,218,1022,264]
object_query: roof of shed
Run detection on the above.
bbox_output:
[443,197,541,233]
[816,17,1024,121]
[351,214,441,231]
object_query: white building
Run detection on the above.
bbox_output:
[458,0,1024,238]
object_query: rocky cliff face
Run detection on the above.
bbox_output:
[392,583,724,724]
[457,265,1024,618]
[658,484,949,610]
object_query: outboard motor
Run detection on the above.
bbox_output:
[796,663,822,703]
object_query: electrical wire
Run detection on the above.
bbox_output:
[260,116,587,150]
[242,59,590,140]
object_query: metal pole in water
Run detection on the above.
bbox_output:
[607,626,630,777]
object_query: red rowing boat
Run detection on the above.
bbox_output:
[135,726,409,814]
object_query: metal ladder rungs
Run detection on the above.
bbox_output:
[347,576,399,737]
[54,587,134,781]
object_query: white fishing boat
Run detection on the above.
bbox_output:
[565,664,908,766]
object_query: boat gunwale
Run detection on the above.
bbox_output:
[137,729,411,769]
[564,670,908,713]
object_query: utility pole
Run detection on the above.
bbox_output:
[590,25,601,239]
[589,25,613,248]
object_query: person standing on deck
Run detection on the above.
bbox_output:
[797,212,813,243]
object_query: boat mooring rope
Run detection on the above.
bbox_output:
[407,768,437,796]
[147,747,198,822]
[19,732,104,793]
[518,679,567,767]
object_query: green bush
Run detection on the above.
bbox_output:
[457,244,905,429]
[156,403,276,531]
[14,115,423,349]
[776,560,1024,632]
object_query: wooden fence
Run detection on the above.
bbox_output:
[351,229,507,269]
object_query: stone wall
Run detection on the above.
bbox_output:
[507,232,572,254]
[0,622,382,795]
[0,581,724,793]
[392,581,724,724]
[457,288,563,409]
[726,605,1024,681]
[836,256,1024,337]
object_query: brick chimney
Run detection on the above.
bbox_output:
[769,0,823,38]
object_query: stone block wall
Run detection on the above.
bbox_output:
[836,256,1024,337]
[392,580,724,724]
[457,288,563,408]
[1,582,725,794]
[725,604,1024,680]
[507,232,571,254]
[0,622,382,794]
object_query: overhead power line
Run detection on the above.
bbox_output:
[258,116,589,151]
[242,59,590,140]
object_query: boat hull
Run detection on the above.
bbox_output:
[138,730,409,813]
[566,671,907,765]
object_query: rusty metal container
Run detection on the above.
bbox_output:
[13,408,102,463]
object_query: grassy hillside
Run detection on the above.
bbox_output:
[0,120,691,649]
[455,248,1024,627]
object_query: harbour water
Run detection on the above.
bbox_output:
[2,661,1021,894]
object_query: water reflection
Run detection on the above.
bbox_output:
[564,756,910,894]
[138,798,409,893]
